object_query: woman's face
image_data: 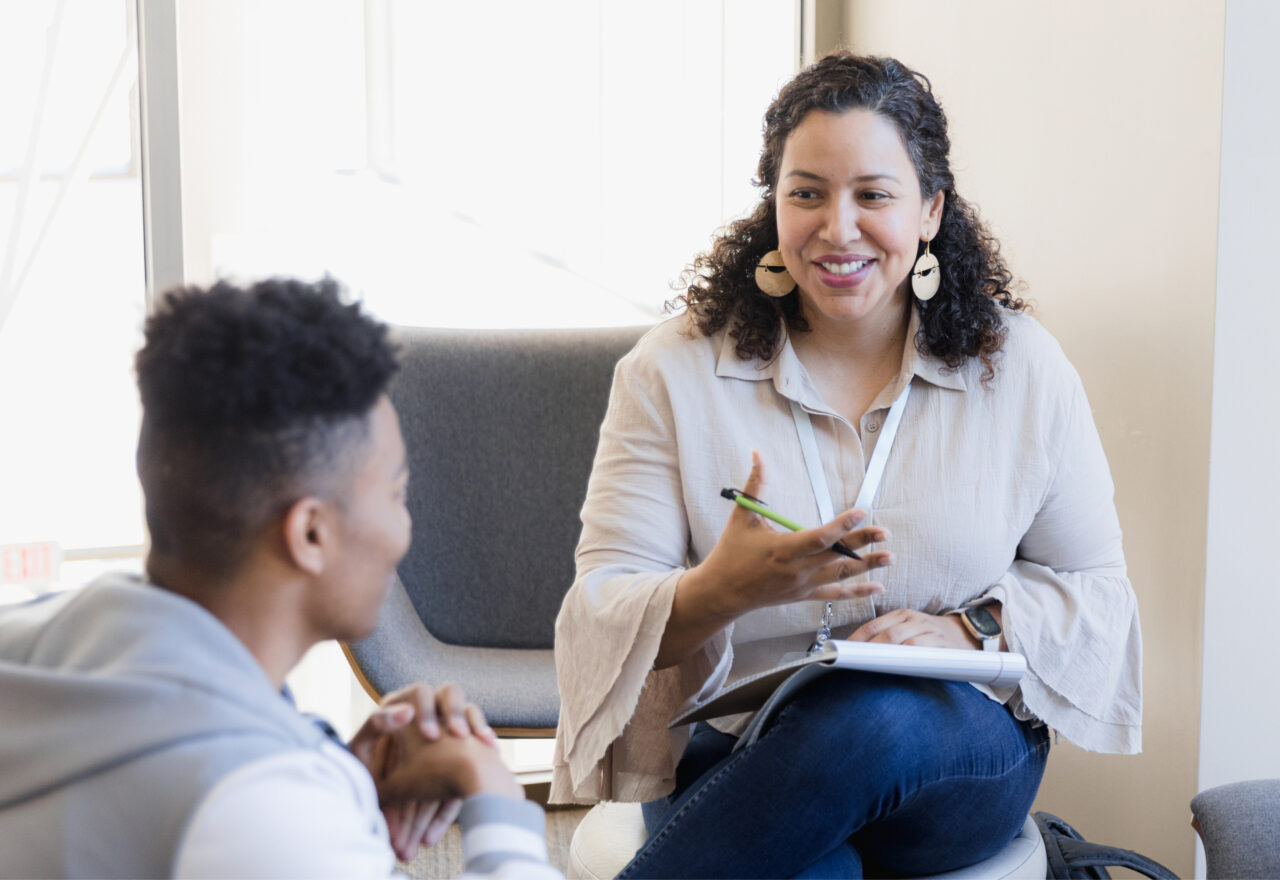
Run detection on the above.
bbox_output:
[775,108,943,330]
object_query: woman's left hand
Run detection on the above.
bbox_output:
[848,608,977,650]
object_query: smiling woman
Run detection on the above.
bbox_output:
[676,54,1021,377]
[775,108,945,424]
[776,110,943,326]
[551,52,1141,879]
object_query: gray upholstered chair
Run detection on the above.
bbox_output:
[1191,778,1280,879]
[343,324,648,733]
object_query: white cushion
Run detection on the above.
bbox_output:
[567,802,647,880]
[568,804,1046,880]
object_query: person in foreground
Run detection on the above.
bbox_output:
[552,52,1142,878]
[0,278,562,879]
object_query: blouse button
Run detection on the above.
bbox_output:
[866,421,880,432]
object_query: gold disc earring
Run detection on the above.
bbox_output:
[911,240,941,301]
[755,250,796,297]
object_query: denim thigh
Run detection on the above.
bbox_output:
[622,672,1049,880]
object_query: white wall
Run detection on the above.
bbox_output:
[1197,0,1280,873]
[840,2,1225,875]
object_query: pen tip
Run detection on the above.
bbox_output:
[720,488,736,500]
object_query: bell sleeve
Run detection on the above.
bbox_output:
[984,374,1143,754]
[550,340,733,804]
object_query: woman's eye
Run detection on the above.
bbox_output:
[790,189,820,200]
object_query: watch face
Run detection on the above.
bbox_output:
[964,605,1001,638]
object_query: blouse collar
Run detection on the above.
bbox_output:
[713,305,968,410]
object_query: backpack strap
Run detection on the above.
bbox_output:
[1034,812,1178,880]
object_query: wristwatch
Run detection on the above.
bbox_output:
[958,603,1002,652]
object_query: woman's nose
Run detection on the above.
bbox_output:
[823,198,862,246]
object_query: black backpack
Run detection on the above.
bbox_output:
[1034,812,1179,880]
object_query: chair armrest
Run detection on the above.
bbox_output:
[1191,778,1280,879]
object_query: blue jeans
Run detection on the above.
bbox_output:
[620,673,1049,879]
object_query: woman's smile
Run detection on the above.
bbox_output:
[813,254,875,287]
[775,107,943,327]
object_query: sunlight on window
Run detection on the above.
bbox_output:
[176,0,796,329]
[0,0,145,590]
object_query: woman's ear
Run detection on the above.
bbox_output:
[282,497,328,576]
[923,190,945,239]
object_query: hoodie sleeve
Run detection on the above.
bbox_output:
[173,742,398,878]
[456,794,563,879]
[175,742,564,880]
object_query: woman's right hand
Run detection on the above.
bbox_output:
[654,451,890,668]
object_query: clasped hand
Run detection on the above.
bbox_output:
[347,682,520,862]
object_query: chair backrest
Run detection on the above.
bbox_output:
[346,325,648,730]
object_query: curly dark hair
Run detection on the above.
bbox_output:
[135,277,399,576]
[673,52,1024,377]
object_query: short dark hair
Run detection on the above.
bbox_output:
[135,277,399,576]
[674,52,1024,379]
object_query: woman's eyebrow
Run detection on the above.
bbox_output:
[783,169,902,184]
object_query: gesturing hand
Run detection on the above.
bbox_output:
[656,452,894,669]
[684,451,892,619]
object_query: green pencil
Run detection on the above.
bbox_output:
[720,487,862,560]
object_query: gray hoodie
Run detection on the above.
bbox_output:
[0,574,562,879]
[0,574,334,877]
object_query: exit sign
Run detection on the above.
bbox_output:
[0,542,62,588]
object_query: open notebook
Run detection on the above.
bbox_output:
[670,639,1026,750]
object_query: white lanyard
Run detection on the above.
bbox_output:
[789,380,912,525]
[788,380,911,652]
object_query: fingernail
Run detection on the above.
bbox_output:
[379,704,413,724]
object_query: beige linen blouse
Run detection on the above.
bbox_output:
[550,307,1142,805]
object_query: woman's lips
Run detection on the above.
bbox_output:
[812,257,874,288]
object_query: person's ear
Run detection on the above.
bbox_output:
[922,190,945,239]
[282,496,329,576]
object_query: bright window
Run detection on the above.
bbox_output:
[0,0,146,602]
[175,0,798,329]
